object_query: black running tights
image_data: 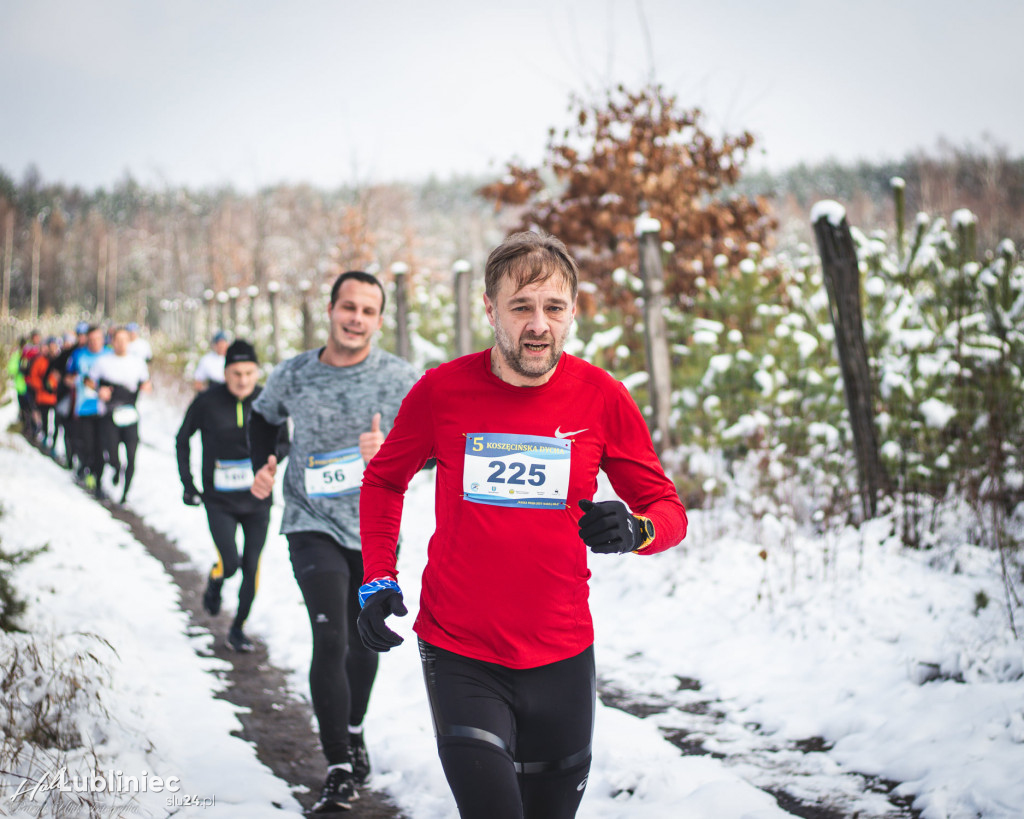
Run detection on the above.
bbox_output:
[205,504,270,628]
[419,639,595,819]
[100,417,140,495]
[75,415,104,478]
[287,531,379,766]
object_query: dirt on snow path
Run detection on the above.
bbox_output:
[102,500,407,819]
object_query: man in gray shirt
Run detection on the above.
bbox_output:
[249,270,418,813]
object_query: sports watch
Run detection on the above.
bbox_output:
[633,514,656,552]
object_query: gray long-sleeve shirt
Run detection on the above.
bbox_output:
[252,346,418,550]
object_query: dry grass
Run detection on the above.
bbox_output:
[0,631,143,817]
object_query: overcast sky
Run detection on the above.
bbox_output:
[2,0,1022,191]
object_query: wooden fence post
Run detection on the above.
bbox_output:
[106,231,118,320]
[203,289,215,339]
[391,262,411,361]
[892,177,906,265]
[217,290,229,333]
[811,200,887,519]
[267,280,281,363]
[170,298,182,340]
[636,214,673,455]
[246,285,259,338]
[96,232,107,320]
[31,214,42,321]
[2,210,13,320]
[453,259,472,358]
[299,279,314,352]
[186,298,200,346]
[228,287,239,335]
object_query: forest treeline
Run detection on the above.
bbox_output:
[1,140,1022,326]
[741,139,1024,250]
[0,167,506,326]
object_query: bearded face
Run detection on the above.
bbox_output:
[485,275,576,386]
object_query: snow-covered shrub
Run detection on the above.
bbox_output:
[659,245,856,525]
[0,630,133,817]
[858,207,1024,559]
[1,631,116,752]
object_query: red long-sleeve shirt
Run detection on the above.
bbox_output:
[360,350,687,669]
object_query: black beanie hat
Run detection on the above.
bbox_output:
[225,339,258,366]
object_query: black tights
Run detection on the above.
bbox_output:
[75,416,104,478]
[100,417,140,496]
[287,531,379,766]
[38,406,55,447]
[420,640,595,819]
[206,505,270,628]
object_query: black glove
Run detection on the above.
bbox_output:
[577,499,644,554]
[357,582,408,652]
[183,489,203,506]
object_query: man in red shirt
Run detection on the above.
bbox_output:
[358,231,687,819]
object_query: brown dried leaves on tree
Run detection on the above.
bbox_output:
[479,84,776,311]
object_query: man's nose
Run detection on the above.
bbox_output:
[523,310,549,335]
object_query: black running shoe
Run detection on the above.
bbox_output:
[202,576,223,616]
[311,765,358,812]
[348,732,371,785]
[227,626,254,653]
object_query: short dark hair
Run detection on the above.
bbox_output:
[330,270,386,312]
[484,231,579,301]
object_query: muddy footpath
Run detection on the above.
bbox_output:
[104,501,406,818]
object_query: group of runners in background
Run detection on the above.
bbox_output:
[8,321,152,503]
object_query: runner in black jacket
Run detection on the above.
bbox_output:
[176,340,289,652]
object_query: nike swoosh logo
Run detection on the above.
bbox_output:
[554,427,588,438]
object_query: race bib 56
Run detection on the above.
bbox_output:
[304,446,364,498]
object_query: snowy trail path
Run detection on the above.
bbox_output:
[5,381,1023,818]
[598,676,919,819]
[101,498,408,818]
[0,417,303,818]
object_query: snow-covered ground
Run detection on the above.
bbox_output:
[1,384,1023,819]
[0,399,301,818]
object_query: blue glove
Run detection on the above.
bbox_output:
[357,579,408,652]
